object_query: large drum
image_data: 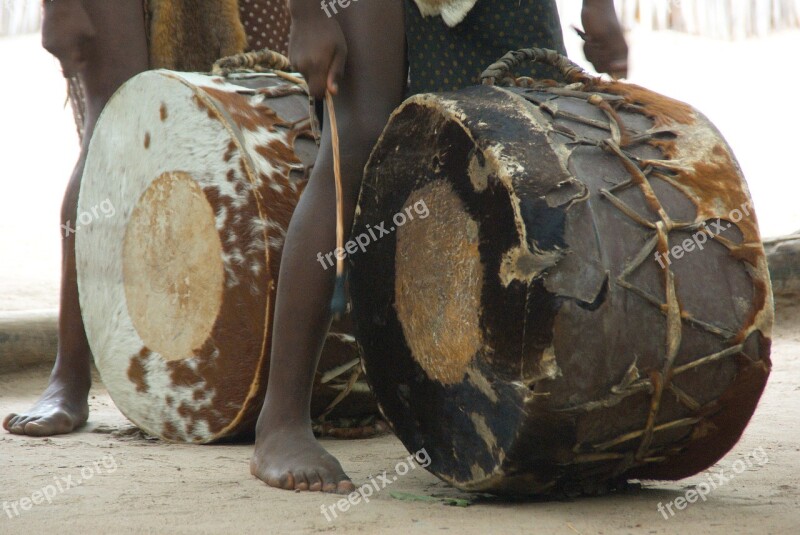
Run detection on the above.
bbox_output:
[351,49,773,494]
[77,69,374,443]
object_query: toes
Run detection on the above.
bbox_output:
[262,470,351,493]
[10,416,39,434]
[293,472,310,492]
[26,413,74,437]
[4,412,76,437]
[307,473,323,492]
[265,475,284,490]
[279,471,296,491]
[336,479,356,495]
[3,413,19,432]
[320,472,354,494]
[322,480,339,493]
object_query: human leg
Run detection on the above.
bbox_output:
[250,0,406,493]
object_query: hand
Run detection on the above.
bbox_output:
[41,0,97,77]
[288,5,347,99]
[580,0,629,78]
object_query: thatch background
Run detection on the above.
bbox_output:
[1,0,41,36]
[557,0,800,39]
[609,0,800,39]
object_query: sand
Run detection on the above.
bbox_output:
[0,300,797,534]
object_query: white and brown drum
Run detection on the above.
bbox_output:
[351,49,773,495]
[77,69,373,443]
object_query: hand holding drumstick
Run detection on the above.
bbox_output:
[577,0,629,79]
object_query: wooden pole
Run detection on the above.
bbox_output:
[0,310,57,373]
[765,233,800,297]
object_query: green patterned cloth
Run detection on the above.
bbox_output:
[404,0,566,95]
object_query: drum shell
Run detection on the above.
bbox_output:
[78,70,373,443]
[351,83,772,494]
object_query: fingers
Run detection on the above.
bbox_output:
[584,41,628,78]
[42,33,93,78]
[305,60,330,100]
[293,53,334,99]
[41,1,97,78]
[288,17,348,99]
[298,42,347,99]
[327,42,348,96]
[61,50,88,79]
[579,4,629,78]
[608,59,628,80]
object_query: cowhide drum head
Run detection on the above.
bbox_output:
[77,70,366,443]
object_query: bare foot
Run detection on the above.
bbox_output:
[3,371,90,436]
[251,423,356,494]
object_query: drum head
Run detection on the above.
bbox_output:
[77,71,308,442]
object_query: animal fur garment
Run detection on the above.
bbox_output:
[412,0,478,26]
[148,0,247,71]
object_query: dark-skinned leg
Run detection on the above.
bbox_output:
[3,0,149,436]
[251,0,406,493]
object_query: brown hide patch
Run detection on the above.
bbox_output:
[593,80,696,127]
[394,180,484,385]
[127,347,152,394]
[203,87,285,133]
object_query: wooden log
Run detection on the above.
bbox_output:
[765,233,800,296]
[0,310,57,373]
[351,50,772,495]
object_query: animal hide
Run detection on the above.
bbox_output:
[412,0,478,27]
[148,0,247,71]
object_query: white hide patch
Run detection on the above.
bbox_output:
[413,0,478,26]
[77,71,292,442]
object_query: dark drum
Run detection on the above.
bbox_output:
[350,49,772,494]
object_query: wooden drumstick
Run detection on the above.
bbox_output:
[325,90,347,317]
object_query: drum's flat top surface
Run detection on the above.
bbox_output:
[1,299,798,534]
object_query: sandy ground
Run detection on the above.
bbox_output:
[0,300,797,534]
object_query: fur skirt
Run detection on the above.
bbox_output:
[411,0,479,27]
[146,0,248,72]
